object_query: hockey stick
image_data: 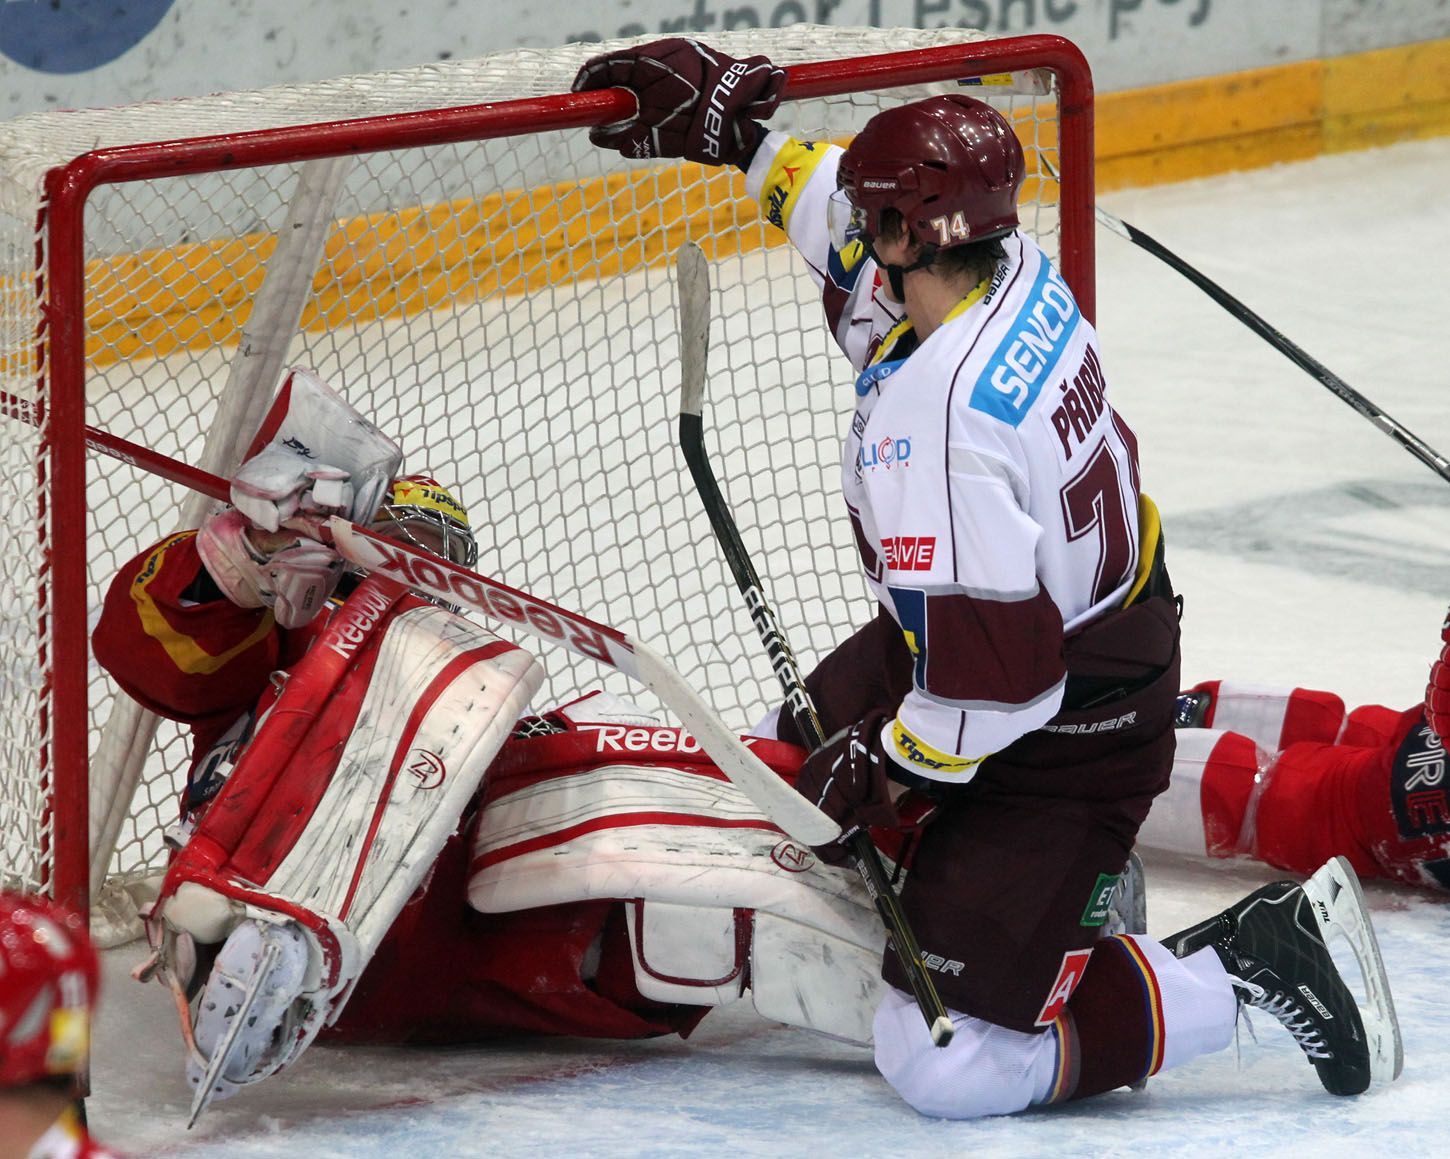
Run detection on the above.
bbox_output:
[1041,155,1450,484]
[31,400,841,848]
[674,241,954,1048]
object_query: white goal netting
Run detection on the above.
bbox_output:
[0,26,1088,940]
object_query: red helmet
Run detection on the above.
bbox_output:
[837,94,1025,249]
[0,891,99,1086]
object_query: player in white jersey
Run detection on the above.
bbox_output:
[575,38,1401,1116]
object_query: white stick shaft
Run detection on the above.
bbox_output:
[677,240,711,418]
[328,517,841,846]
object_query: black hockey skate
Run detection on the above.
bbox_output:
[1166,856,1401,1096]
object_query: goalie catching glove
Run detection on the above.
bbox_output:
[197,507,345,629]
[572,37,785,166]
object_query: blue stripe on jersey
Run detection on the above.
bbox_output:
[888,585,928,688]
[968,259,1080,428]
[855,357,906,397]
[827,238,869,293]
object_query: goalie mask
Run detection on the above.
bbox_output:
[0,891,99,1087]
[371,475,477,567]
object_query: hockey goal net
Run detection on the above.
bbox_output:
[0,27,1093,941]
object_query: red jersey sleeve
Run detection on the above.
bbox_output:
[92,530,281,728]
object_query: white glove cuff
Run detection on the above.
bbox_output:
[195,508,271,610]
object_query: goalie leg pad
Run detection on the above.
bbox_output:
[471,717,884,1043]
[148,588,544,1104]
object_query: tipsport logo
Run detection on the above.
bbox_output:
[857,435,912,473]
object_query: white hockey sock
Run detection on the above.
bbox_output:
[1128,936,1239,1071]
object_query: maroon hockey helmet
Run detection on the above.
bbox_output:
[0,890,99,1086]
[836,94,1025,249]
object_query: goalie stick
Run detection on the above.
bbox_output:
[1038,155,1450,485]
[33,402,841,849]
[674,241,954,1048]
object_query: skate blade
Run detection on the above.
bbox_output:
[1302,856,1404,1085]
[187,941,282,1128]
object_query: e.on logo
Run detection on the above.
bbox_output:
[882,536,936,571]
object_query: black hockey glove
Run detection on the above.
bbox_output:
[572,37,785,166]
[794,708,906,866]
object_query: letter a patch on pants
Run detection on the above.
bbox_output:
[1035,948,1093,1027]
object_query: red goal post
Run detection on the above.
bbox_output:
[0,27,1093,936]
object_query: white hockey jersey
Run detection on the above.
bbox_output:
[746,132,1144,782]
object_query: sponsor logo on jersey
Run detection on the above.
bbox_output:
[1079,872,1122,927]
[1390,723,1450,837]
[763,138,822,230]
[854,359,902,398]
[970,258,1080,428]
[765,182,790,228]
[1036,948,1093,1026]
[890,719,981,776]
[857,435,911,472]
[881,536,936,571]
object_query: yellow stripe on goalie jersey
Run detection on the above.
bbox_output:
[760,138,831,232]
[890,719,985,777]
[130,532,277,674]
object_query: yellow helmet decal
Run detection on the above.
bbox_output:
[386,476,470,529]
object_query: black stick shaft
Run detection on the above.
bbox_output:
[675,243,953,1046]
[1101,208,1450,483]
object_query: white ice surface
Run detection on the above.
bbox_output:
[88,137,1450,1156]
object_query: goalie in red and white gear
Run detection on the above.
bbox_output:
[1136,606,1450,890]
[0,890,118,1159]
[94,368,889,1121]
